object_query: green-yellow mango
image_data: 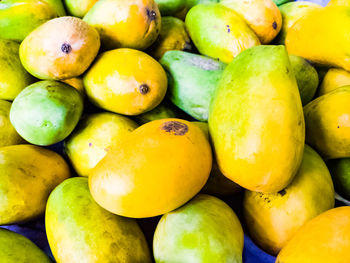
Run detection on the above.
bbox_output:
[0,100,23,147]
[46,177,152,263]
[244,145,334,255]
[317,68,350,97]
[304,86,350,159]
[64,0,98,17]
[155,0,186,15]
[328,158,350,200]
[209,45,305,193]
[0,228,51,263]
[0,39,34,100]
[185,3,260,64]
[134,101,179,125]
[0,144,70,225]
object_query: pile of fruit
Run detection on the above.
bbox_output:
[0,0,350,262]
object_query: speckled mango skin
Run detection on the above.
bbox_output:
[209,45,305,193]
[0,39,34,100]
[0,228,51,263]
[244,145,334,255]
[153,194,244,263]
[304,86,350,159]
[83,0,161,50]
[0,100,23,147]
[46,177,152,263]
[0,144,70,225]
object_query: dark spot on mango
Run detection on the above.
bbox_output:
[146,9,157,21]
[161,121,188,135]
[139,84,149,94]
[183,42,192,51]
[89,143,92,147]
[337,126,340,128]
[278,189,286,196]
[272,21,277,30]
[61,43,72,54]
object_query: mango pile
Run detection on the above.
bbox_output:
[0,0,350,262]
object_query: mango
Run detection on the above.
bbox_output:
[10,80,84,146]
[160,50,226,121]
[327,0,350,6]
[276,206,350,263]
[65,112,138,177]
[304,86,350,159]
[0,228,51,263]
[153,194,244,263]
[20,16,100,80]
[0,100,23,147]
[147,17,192,60]
[0,144,70,225]
[275,1,321,44]
[134,101,178,125]
[185,3,260,63]
[46,177,151,263]
[61,77,85,96]
[209,45,305,193]
[273,0,292,5]
[286,6,350,71]
[83,0,161,50]
[328,158,350,200]
[155,0,186,15]
[89,118,212,218]
[289,54,319,105]
[0,0,60,42]
[0,39,34,100]
[221,0,282,44]
[44,0,66,16]
[317,68,350,97]
[64,0,98,17]
[244,145,334,255]
[84,48,167,116]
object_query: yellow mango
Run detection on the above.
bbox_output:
[317,68,350,97]
[327,0,350,6]
[89,118,212,218]
[0,100,23,147]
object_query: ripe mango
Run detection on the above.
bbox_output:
[0,39,34,101]
[327,0,350,6]
[0,228,51,262]
[155,0,186,15]
[10,81,84,146]
[304,86,350,159]
[84,0,161,50]
[46,177,152,263]
[317,68,350,97]
[89,119,212,218]
[65,112,138,177]
[244,145,334,255]
[0,144,70,225]
[276,206,350,263]
[221,0,282,44]
[160,50,226,121]
[209,45,305,193]
[64,0,98,17]
[0,100,23,147]
[84,48,167,116]
[185,3,260,63]
[286,6,350,71]
[153,194,244,263]
[328,158,350,200]
[61,77,85,96]
[20,16,100,80]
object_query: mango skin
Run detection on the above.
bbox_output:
[286,6,350,71]
[155,0,186,15]
[10,80,84,146]
[134,101,178,125]
[0,100,23,147]
[328,158,350,200]
[244,145,334,255]
[61,77,85,96]
[89,118,212,218]
[276,207,350,263]
[304,86,350,159]
[147,17,192,60]
[209,45,305,193]
[185,3,260,64]
[46,177,152,263]
[0,144,70,225]
[153,194,244,263]
[289,54,319,105]
[84,48,167,116]
[160,51,226,121]
[317,68,350,97]
[83,0,161,50]
[0,39,34,100]
[0,228,51,263]
[65,112,138,177]
[64,0,98,17]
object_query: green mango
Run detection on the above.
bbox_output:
[155,0,186,15]
[153,194,244,262]
[328,158,350,200]
[273,0,292,6]
[185,3,260,63]
[209,45,305,193]
[0,100,23,147]
[46,177,152,262]
[0,39,34,100]
[134,101,179,125]
[0,228,51,262]
[10,80,84,146]
[160,51,226,121]
[44,0,66,16]
[64,0,97,17]
[289,54,319,105]
[0,0,62,42]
